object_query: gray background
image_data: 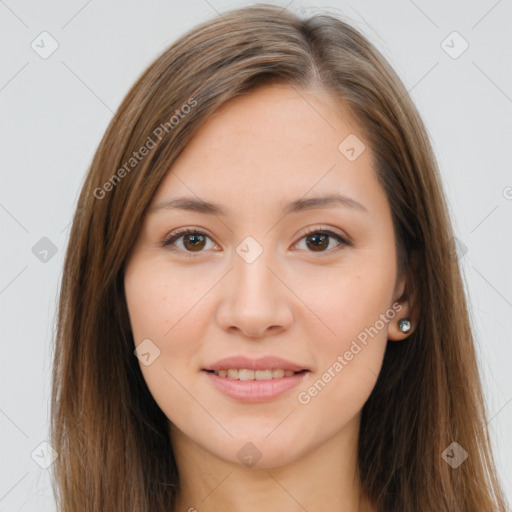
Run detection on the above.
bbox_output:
[1,0,511,509]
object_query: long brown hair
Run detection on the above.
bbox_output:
[50,4,508,511]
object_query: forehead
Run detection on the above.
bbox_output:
[151,84,384,216]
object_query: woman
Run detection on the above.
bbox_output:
[50,4,508,511]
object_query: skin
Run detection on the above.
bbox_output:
[124,84,415,512]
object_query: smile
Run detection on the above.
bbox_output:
[208,368,305,380]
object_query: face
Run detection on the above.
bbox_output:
[124,84,411,469]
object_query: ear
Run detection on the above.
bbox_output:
[388,251,420,341]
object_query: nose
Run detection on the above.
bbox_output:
[215,244,294,339]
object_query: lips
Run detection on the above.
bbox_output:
[204,368,309,402]
[202,355,310,402]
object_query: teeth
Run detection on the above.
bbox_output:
[213,368,299,379]
[255,369,272,380]
[239,369,254,381]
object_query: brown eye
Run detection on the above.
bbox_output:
[182,233,207,251]
[162,229,215,256]
[295,229,348,254]
[305,233,329,251]
[162,227,349,257]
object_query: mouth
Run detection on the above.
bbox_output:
[201,355,310,402]
[203,368,309,380]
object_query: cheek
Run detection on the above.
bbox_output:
[294,256,395,408]
[294,273,392,421]
[303,263,396,347]
[124,258,225,371]
[125,259,209,342]
[124,260,210,423]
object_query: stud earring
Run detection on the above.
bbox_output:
[398,318,412,333]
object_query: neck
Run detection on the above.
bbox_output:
[170,415,375,512]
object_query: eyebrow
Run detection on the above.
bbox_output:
[149,193,368,216]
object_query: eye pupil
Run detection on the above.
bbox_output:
[184,234,206,251]
[306,233,329,251]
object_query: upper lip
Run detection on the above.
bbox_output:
[203,355,309,372]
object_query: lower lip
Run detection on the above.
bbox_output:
[203,370,309,403]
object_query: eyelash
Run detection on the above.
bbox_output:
[161,226,351,258]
